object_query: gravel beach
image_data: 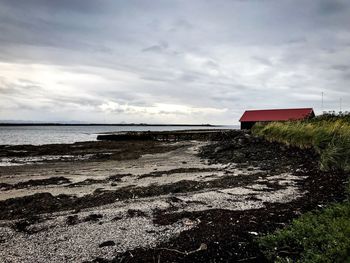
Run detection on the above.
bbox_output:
[0,131,347,262]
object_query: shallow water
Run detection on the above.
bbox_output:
[0,125,236,145]
[0,154,104,166]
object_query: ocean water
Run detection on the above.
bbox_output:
[0,125,236,145]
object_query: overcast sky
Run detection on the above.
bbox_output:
[0,0,349,124]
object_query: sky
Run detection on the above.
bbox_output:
[0,0,349,124]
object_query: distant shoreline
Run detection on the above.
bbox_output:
[0,123,220,127]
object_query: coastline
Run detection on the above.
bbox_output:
[0,123,220,127]
[0,131,348,262]
[0,126,237,146]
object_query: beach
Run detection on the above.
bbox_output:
[0,130,347,262]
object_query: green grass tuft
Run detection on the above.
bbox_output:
[258,201,350,263]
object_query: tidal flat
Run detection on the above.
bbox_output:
[0,131,347,262]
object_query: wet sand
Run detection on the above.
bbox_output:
[0,131,348,262]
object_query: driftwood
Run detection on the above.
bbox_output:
[157,243,207,256]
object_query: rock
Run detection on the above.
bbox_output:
[84,213,103,222]
[127,209,146,217]
[99,241,115,248]
[199,243,208,251]
[66,215,79,225]
[112,215,123,221]
[168,196,183,203]
[14,220,31,232]
[213,147,221,154]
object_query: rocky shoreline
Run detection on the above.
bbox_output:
[0,131,348,262]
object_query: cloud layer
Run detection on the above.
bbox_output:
[0,0,349,124]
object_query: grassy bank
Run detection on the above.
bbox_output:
[259,201,350,262]
[252,113,350,261]
[252,113,350,171]
[258,184,350,263]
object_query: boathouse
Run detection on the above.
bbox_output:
[239,108,315,130]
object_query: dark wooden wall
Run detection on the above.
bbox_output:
[240,122,256,130]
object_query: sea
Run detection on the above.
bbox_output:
[0,125,237,145]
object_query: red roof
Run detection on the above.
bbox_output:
[239,108,314,122]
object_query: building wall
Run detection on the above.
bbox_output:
[240,121,256,130]
[240,113,316,130]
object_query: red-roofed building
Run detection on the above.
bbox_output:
[239,108,315,129]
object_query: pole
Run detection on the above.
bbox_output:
[321,92,324,112]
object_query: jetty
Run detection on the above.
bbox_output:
[97,129,233,142]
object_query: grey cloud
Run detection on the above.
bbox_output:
[169,19,193,32]
[0,79,43,96]
[0,0,104,14]
[178,74,199,82]
[0,78,101,113]
[286,38,307,44]
[139,75,174,83]
[142,42,169,53]
[0,0,350,123]
[211,94,240,102]
[252,56,273,66]
[330,65,350,71]
[341,72,350,81]
[204,60,220,69]
[317,0,348,15]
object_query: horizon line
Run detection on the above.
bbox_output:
[0,123,234,127]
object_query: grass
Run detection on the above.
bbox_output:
[258,183,350,262]
[253,112,350,262]
[252,113,350,172]
[258,201,350,262]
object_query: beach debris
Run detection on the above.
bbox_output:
[158,243,207,255]
[99,240,116,248]
[182,218,200,227]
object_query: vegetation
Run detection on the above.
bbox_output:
[252,112,350,171]
[255,112,350,262]
[258,184,350,263]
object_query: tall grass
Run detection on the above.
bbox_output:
[252,115,350,172]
